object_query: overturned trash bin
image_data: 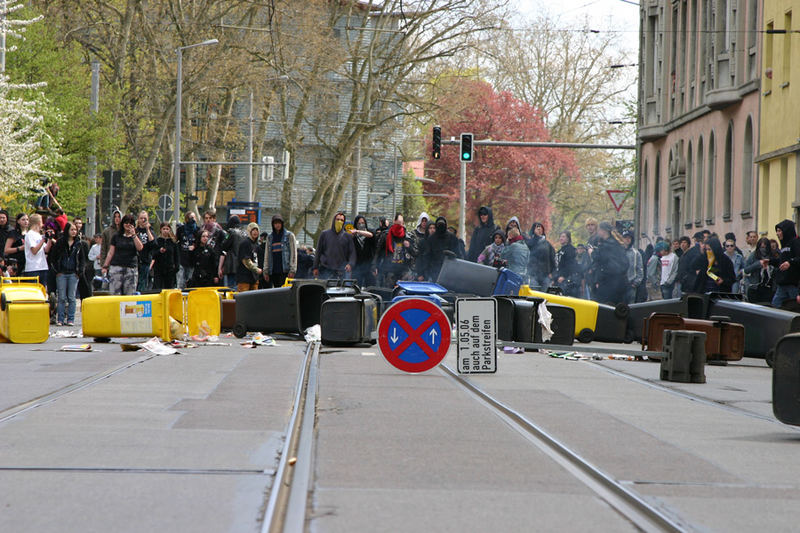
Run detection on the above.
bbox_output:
[233,280,327,338]
[321,294,379,346]
[773,333,800,425]
[82,289,221,341]
[660,329,706,383]
[0,277,49,344]
[493,296,575,346]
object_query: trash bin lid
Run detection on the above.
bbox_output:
[396,281,448,294]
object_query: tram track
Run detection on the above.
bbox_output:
[0,352,159,425]
[261,341,319,533]
[439,362,692,533]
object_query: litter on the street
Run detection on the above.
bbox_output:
[138,337,179,355]
[59,344,94,352]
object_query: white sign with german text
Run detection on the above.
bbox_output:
[456,298,497,374]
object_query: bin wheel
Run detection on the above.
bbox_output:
[0,293,5,312]
[614,303,629,319]
[233,322,248,338]
[766,350,775,368]
[93,337,112,343]
[577,328,594,343]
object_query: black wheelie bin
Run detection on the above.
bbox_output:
[706,293,800,361]
[232,280,327,337]
[436,255,499,296]
[773,333,800,425]
[321,293,380,346]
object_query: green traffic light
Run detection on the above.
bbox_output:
[463,153,470,160]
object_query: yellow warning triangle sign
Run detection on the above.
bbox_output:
[606,190,630,212]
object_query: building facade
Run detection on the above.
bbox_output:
[637,0,761,244]
[757,0,800,234]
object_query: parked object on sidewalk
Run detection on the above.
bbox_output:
[0,277,49,343]
[660,329,707,383]
[642,312,744,362]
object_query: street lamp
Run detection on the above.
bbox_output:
[174,38,218,226]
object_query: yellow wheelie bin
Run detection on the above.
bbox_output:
[0,277,49,343]
[518,285,629,343]
[82,288,221,341]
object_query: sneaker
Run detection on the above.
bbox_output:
[66,322,74,327]
[56,322,63,326]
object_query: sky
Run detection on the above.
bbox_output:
[513,0,641,58]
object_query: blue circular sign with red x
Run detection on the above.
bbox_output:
[378,298,452,373]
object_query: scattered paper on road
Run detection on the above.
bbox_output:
[59,344,93,352]
[52,330,82,338]
[138,337,178,355]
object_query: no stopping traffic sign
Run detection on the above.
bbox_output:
[378,298,451,373]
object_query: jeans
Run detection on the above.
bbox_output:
[137,263,150,292]
[772,284,799,308]
[528,274,551,291]
[56,272,78,324]
[225,273,237,290]
[177,265,194,289]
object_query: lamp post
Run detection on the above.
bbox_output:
[174,39,218,227]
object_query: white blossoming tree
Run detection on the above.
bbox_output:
[0,1,57,203]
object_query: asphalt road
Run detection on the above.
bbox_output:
[2,316,799,532]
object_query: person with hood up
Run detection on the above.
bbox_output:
[553,231,579,297]
[176,211,199,289]
[263,214,297,288]
[692,237,736,293]
[349,214,375,287]
[500,228,529,278]
[767,219,800,307]
[220,215,248,289]
[236,222,263,292]
[477,229,505,267]
[505,216,526,239]
[418,216,461,281]
[100,209,121,269]
[526,222,556,290]
[591,222,629,305]
[406,211,429,278]
[744,237,776,303]
[313,212,356,279]
[373,214,412,287]
[676,231,705,295]
[467,206,500,262]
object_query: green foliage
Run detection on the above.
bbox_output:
[401,169,428,222]
[5,6,124,218]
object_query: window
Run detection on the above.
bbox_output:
[686,142,693,226]
[741,117,754,214]
[646,15,658,97]
[723,123,733,219]
[695,137,704,224]
[747,0,758,79]
[766,21,774,92]
[642,160,649,235]
[784,12,792,83]
[706,132,716,223]
[655,153,661,235]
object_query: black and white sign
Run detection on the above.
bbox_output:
[456,298,497,374]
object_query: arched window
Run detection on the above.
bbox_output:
[686,141,693,227]
[695,137,704,224]
[723,122,733,219]
[642,160,649,236]
[654,153,661,234]
[706,132,716,223]
[742,117,754,214]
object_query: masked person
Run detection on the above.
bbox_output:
[418,216,461,281]
[768,219,800,307]
[236,222,262,292]
[349,215,375,287]
[176,211,199,289]
[692,237,736,294]
[373,214,412,287]
[591,222,629,306]
[467,206,500,262]
[263,214,297,288]
[313,212,355,279]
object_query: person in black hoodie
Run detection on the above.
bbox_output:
[313,212,356,279]
[591,222,629,305]
[677,231,705,295]
[769,219,800,307]
[467,206,500,262]
[692,237,736,293]
[349,214,375,287]
[554,231,579,297]
[418,216,461,281]
[526,222,556,290]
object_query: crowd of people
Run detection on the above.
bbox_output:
[2,193,798,326]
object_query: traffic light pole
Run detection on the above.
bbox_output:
[459,160,467,242]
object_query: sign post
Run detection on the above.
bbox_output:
[157,194,173,222]
[378,298,451,374]
[456,298,497,374]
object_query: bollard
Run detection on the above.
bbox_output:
[690,331,707,383]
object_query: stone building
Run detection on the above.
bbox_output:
[637,0,761,243]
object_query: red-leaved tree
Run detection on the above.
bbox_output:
[425,80,578,236]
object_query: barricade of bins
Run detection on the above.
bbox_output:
[0,277,50,343]
[82,288,221,341]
